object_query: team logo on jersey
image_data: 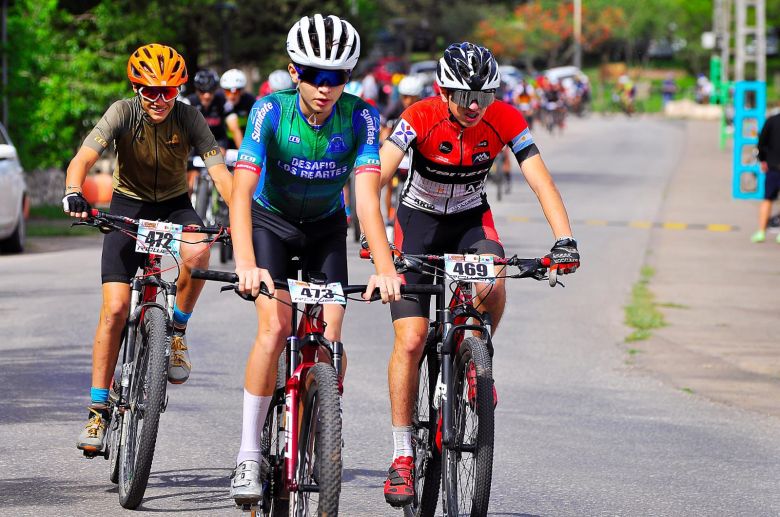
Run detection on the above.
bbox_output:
[288,135,301,144]
[477,140,489,148]
[393,120,417,146]
[165,133,180,148]
[472,152,490,164]
[250,101,274,143]
[439,141,453,154]
[327,134,347,153]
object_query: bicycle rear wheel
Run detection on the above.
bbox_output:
[290,362,342,516]
[408,336,442,517]
[118,306,169,509]
[260,355,290,516]
[442,337,494,517]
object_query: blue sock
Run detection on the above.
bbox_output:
[90,387,109,405]
[172,304,192,328]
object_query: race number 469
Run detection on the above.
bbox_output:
[444,254,495,283]
[135,219,183,258]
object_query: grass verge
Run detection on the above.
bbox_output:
[625,266,666,342]
[27,204,95,237]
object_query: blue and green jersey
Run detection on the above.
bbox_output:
[234,90,381,222]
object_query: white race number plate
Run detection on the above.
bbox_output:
[135,219,183,258]
[444,254,495,283]
[287,280,346,304]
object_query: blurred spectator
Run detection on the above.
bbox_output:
[695,74,713,104]
[751,111,780,243]
[661,73,677,107]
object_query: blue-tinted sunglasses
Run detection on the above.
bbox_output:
[294,65,351,87]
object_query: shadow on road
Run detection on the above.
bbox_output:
[0,345,90,424]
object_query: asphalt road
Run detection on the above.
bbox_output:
[2,116,780,516]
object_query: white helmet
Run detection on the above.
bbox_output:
[398,75,425,97]
[220,69,247,90]
[286,14,360,70]
[344,80,363,97]
[268,69,294,92]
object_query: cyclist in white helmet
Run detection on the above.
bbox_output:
[228,14,400,505]
[221,68,256,149]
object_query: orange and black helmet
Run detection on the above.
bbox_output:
[127,44,188,87]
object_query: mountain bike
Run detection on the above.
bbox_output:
[76,209,230,509]
[191,268,438,516]
[361,246,557,517]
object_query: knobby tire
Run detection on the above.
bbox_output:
[442,337,494,517]
[291,363,342,516]
[118,307,169,509]
[260,353,290,516]
[409,334,442,517]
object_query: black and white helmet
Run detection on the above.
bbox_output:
[436,42,500,91]
[286,14,360,70]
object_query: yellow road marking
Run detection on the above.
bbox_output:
[706,224,732,232]
[662,222,687,230]
[629,221,653,229]
[508,216,530,222]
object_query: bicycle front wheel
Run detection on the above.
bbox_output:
[290,362,342,516]
[118,306,169,509]
[408,335,442,517]
[442,337,494,517]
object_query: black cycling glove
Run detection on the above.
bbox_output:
[62,192,91,216]
[546,237,579,274]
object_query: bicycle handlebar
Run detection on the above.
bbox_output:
[359,246,557,286]
[86,209,231,237]
[190,268,444,301]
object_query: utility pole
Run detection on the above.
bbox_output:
[2,0,7,128]
[713,0,732,81]
[573,0,582,69]
[734,0,765,81]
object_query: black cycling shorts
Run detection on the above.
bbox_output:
[390,203,504,321]
[101,192,204,284]
[764,169,780,201]
[251,203,348,289]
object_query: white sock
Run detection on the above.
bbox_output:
[392,425,413,459]
[236,389,272,465]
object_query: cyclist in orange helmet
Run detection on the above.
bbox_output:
[64,43,233,454]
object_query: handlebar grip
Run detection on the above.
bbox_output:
[400,284,444,295]
[190,269,239,283]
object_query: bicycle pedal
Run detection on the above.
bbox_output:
[237,502,258,513]
[82,449,101,459]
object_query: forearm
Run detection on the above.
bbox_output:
[355,174,395,275]
[227,116,243,149]
[208,164,233,206]
[229,174,257,269]
[521,155,573,238]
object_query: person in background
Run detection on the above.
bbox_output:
[751,110,780,243]
[661,73,677,108]
[221,69,256,149]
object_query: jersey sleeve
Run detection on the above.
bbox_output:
[186,105,225,168]
[81,100,128,155]
[493,101,539,163]
[234,96,281,175]
[387,102,425,153]
[351,102,381,175]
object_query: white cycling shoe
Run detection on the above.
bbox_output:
[230,460,264,505]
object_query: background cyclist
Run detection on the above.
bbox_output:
[378,42,580,507]
[227,14,400,505]
[221,68,256,149]
[63,44,233,454]
[380,74,424,229]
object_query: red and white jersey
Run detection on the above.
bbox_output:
[388,97,534,215]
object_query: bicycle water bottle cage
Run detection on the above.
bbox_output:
[306,271,328,285]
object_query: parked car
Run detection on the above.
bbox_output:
[0,122,27,253]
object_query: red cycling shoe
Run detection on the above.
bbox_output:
[384,455,415,507]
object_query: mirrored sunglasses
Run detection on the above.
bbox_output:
[138,86,180,103]
[450,89,496,109]
[294,65,351,87]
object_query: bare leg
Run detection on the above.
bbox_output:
[388,317,428,426]
[92,282,132,388]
